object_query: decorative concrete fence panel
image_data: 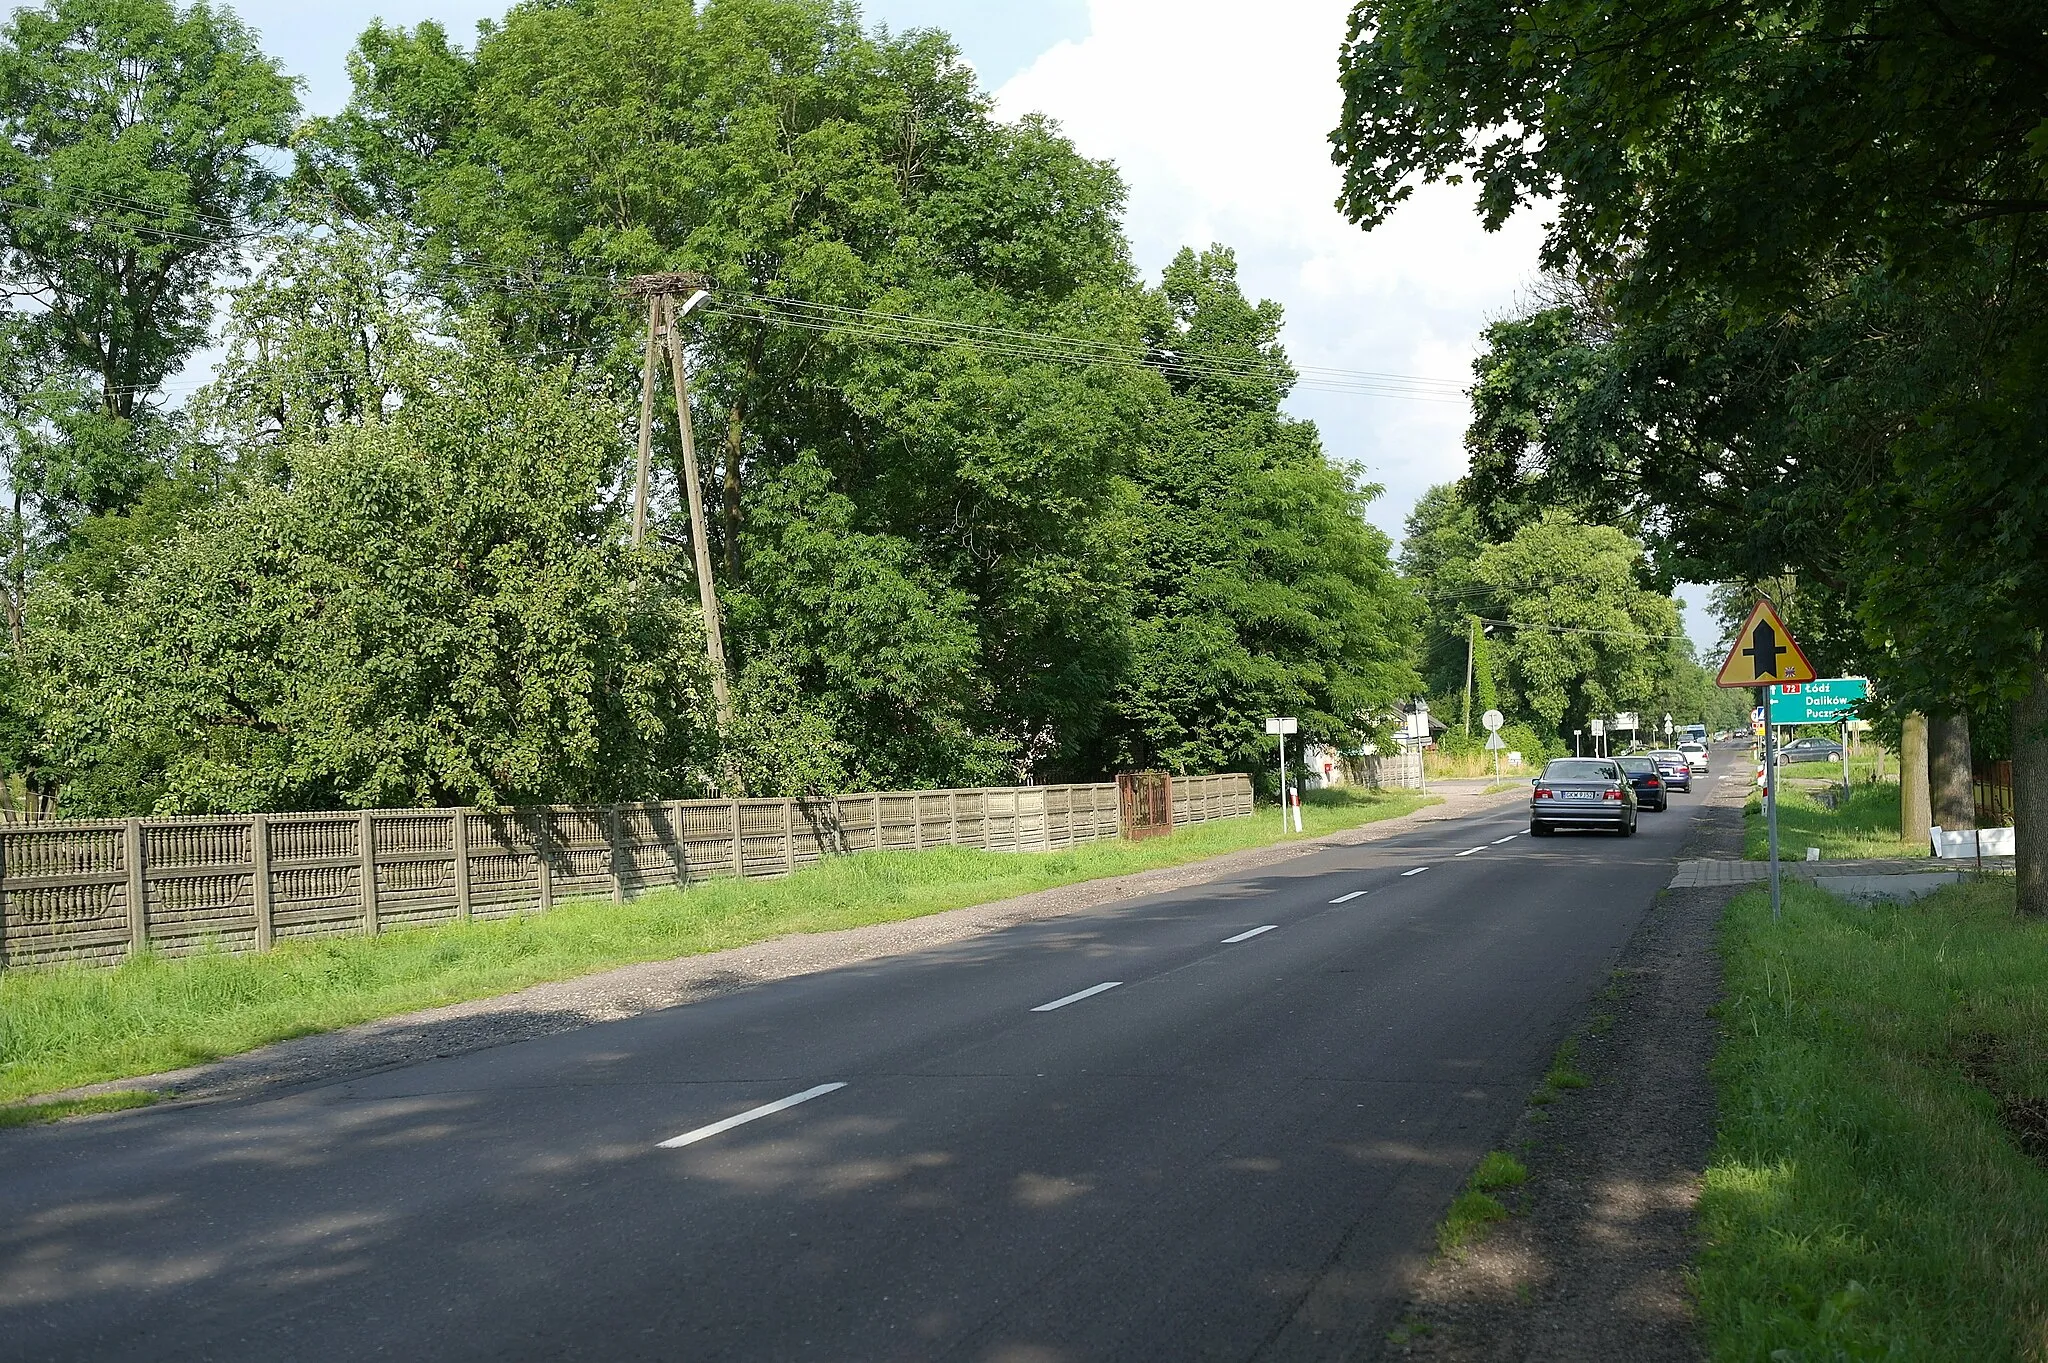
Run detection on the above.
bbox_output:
[0,775,1252,969]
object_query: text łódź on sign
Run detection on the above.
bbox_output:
[1768,678,1869,724]
[1715,599,1818,688]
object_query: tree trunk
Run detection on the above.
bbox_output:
[1900,711,1931,848]
[2013,647,2048,918]
[1929,710,1975,830]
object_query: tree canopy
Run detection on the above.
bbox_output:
[0,0,1425,814]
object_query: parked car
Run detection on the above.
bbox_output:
[1779,735,1845,764]
[1529,758,1638,836]
[1649,749,1692,792]
[1616,756,1669,811]
[1679,741,1709,773]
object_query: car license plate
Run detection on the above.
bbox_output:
[1563,791,1596,801]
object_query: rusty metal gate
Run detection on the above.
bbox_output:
[1118,771,1174,840]
[1974,760,2014,827]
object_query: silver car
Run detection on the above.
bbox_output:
[1530,758,1638,836]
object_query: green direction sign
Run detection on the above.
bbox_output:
[1768,677,1869,724]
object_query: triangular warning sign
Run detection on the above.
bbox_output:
[1716,599,1818,688]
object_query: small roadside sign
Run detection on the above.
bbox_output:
[1481,709,1504,732]
[1769,678,1869,724]
[1484,732,1505,751]
[1264,717,1298,735]
[1717,599,1817,686]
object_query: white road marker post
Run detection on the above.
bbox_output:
[1266,717,1298,836]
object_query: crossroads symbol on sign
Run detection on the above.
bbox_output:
[1716,599,1817,688]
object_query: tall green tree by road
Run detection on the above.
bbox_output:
[0,0,295,490]
[305,0,1155,784]
[0,0,297,812]
[1333,0,2048,912]
[29,334,710,815]
[1109,246,1415,774]
[1471,514,1682,742]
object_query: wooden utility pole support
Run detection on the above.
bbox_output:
[661,293,732,721]
[626,273,730,725]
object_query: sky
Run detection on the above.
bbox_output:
[229,0,1721,652]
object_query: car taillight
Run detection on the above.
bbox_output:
[1533,787,1553,799]
[1645,777,1660,786]
[1602,789,1623,801]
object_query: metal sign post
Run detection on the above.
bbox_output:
[1766,691,1781,921]
[1265,717,1299,833]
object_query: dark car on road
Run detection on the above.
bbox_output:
[1649,749,1692,792]
[1530,758,1638,836]
[1616,756,1669,811]
[1779,736,1845,764]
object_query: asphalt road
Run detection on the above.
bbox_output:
[1,775,1729,1362]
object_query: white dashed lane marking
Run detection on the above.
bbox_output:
[1221,925,1277,944]
[1032,982,1123,1013]
[1329,890,1367,904]
[659,1083,847,1149]
[1401,867,1429,877]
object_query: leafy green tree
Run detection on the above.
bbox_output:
[1332,0,2048,910]
[305,0,1156,784]
[1397,483,1491,701]
[0,0,296,497]
[29,333,711,814]
[1472,514,1682,743]
[1108,246,1416,774]
[196,213,439,447]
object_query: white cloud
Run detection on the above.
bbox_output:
[994,1,1549,541]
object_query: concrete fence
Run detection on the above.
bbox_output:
[0,773,1253,969]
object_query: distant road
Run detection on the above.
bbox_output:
[2,786,1709,1361]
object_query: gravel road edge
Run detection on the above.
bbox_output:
[1373,778,1742,1363]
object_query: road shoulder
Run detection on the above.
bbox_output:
[1378,779,1742,1363]
[17,784,1523,1115]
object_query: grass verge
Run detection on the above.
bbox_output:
[0,787,1433,1106]
[1697,877,2048,1360]
[1744,779,1923,861]
[0,1090,161,1128]
[1437,1151,1529,1254]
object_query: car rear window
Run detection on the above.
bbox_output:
[1618,758,1658,773]
[1542,760,1621,781]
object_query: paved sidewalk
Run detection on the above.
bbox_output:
[1669,854,2014,888]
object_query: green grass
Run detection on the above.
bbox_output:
[0,1090,161,1128]
[1697,878,2048,1361]
[1543,1035,1590,1090]
[1437,1151,1528,1254]
[1744,780,1925,861]
[0,787,1431,1106]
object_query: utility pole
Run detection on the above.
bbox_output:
[628,272,730,724]
[1463,616,1476,737]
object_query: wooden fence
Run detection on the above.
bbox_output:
[0,773,1253,969]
